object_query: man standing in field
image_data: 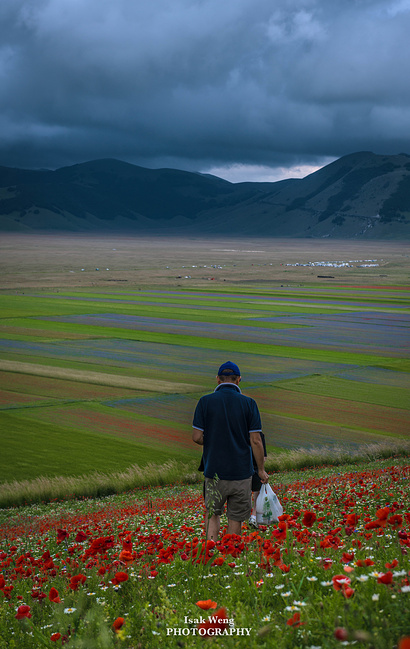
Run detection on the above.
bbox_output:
[192,361,269,540]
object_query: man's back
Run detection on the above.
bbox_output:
[193,382,261,480]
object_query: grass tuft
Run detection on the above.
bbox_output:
[0,459,203,509]
[1,440,409,509]
[265,438,410,472]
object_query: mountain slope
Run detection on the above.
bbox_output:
[0,152,409,238]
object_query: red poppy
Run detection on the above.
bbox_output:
[196,599,217,610]
[75,531,88,542]
[15,605,32,620]
[385,559,398,569]
[48,587,61,603]
[51,633,62,641]
[334,627,349,641]
[56,529,69,543]
[286,612,305,627]
[365,507,390,530]
[356,558,374,567]
[272,522,288,541]
[345,513,360,527]
[376,507,390,520]
[112,617,125,633]
[31,589,46,601]
[332,575,351,591]
[122,535,133,551]
[119,549,134,566]
[388,515,403,529]
[341,584,355,598]
[398,637,410,649]
[302,511,317,527]
[69,574,86,591]
[378,571,393,585]
[111,571,129,585]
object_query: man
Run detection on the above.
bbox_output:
[192,361,269,540]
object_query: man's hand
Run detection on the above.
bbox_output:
[258,469,269,484]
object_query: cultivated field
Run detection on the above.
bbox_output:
[0,234,409,487]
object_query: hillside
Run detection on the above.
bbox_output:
[0,152,409,238]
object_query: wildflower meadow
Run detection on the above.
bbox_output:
[1,457,409,649]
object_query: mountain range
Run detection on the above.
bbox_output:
[0,151,409,238]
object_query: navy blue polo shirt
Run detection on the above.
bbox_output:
[192,383,262,480]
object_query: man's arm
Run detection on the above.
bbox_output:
[192,427,204,446]
[250,432,269,483]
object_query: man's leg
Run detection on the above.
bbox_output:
[226,519,241,535]
[205,512,220,540]
[226,477,252,535]
[249,491,259,527]
[251,491,259,517]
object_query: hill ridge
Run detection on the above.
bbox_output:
[0,151,409,238]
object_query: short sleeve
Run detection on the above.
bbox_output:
[192,398,205,431]
[248,399,262,433]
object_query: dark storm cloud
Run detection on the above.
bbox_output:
[0,0,409,177]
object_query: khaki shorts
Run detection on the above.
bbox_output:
[204,476,252,522]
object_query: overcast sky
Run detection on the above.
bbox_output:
[1,0,409,182]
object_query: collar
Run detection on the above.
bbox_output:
[214,383,242,393]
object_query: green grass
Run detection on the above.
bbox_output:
[0,411,195,484]
[43,287,410,310]
[274,374,410,410]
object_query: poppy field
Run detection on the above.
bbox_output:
[1,457,409,648]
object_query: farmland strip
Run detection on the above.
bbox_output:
[0,360,195,393]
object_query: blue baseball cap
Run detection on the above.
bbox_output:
[217,361,241,376]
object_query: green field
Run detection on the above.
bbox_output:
[1,276,409,485]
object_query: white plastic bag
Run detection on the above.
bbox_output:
[255,484,283,525]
